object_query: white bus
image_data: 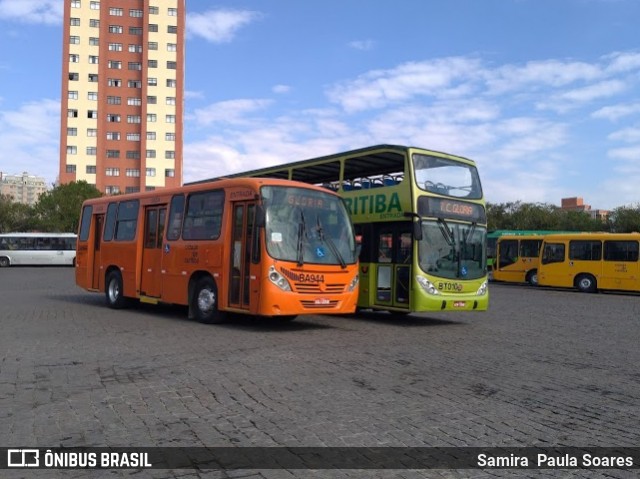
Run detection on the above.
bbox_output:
[0,233,77,267]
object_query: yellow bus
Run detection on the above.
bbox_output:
[538,233,640,293]
[76,177,359,323]
[195,145,489,314]
[493,235,546,285]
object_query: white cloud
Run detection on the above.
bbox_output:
[608,126,640,143]
[348,40,375,51]
[272,84,291,94]
[592,102,640,121]
[0,0,62,25]
[190,99,272,126]
[186,9,261,43]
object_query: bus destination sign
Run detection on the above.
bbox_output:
[417,196,486,223]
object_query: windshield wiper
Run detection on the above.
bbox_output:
[316,215,346,269]
[296,210,306,266]
[437,218,455,246]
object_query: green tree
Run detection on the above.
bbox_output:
[0,195,38,232]
[34,181,102,232]
[609,205,640,233]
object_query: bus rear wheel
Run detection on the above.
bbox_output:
[192,277,226,324]
[575,274,597,293]
[105,270,128,309]
[0,257,9,267]
[526,269,538,286]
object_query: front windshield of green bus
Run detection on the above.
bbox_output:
[262,186,357,265]
[419,221,487,280]
[413,154,482,199]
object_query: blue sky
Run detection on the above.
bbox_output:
[1,0,640,210]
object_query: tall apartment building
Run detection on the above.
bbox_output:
[59,0,185,194]
[0,171,48,206]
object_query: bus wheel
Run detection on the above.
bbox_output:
[0,257,9,267]
[106,270,128,309]
[192,277,225,324]
[576,274,597,293]
[526,269,538,286]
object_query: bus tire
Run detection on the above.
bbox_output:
[105,270,128,309]
[526,269,538,286]
[0,257,10,267]
[192,277,225,324]
[575,274,597,293]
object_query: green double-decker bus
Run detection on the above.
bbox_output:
[196,145,488,314]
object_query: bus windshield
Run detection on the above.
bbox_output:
[413,154,482,199]
[262,186,356,265]
[419,221,487,280]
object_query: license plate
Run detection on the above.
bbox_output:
[314,298,330,305]
[453,301,466,308]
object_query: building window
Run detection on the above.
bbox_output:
[87,110,98,119]
[90,1,100,10]
[148,41,158,50]
[129,27,143,35]
[66,165,76,173]
[128,44,142,53]
[165,169,175,177]
[71,0,80,7]
[168,8,178,16]
[69,72,79,81]
[166,61,177,70]
[126,151,141,159]
[167,43,177,52]
[146,150,156,159]
[165,151,175,159]
[128,62,142,71]
[106,132,120,140]
[108,43,123,51]
[106,151,120,159]
[68,91,78,100]
[130,9,143,18]
[128,80,142,88]
[127,115,141,124]
[87,128,97,137]
[109,25,123,34]
[166,97,176,106]
[148,24,158,32]
[127,97,142,106]
[147,114,157,122]
[149,6,159,14]
[148,77,157,86]
[168,26,177,34]
[146,168,156,177]
[166,79,176,88]
[67,127,78,136]
[86,165,97,174]
[88,73,99,82]
[127,133,140,141]
[108,78,122,87]
[147,132,156,140]
[107,114,121,122]
[109,8,123,16]
[89,19,99,27]
[88,37,99,46]
[147,96,157,104]
[66,146,77,155]
[166,115,176,123]
[88,55,99,64]
[68,109,78,118]
[106,168,120,176]
[108,60,122,69]
[105,186,120,195]
[69,54,79,63]
[148,60,158,68]
[165,132,175,141]
[87,147,97,155]
[70,17,80,26]
[126,168,140,177]
[88,92,98,101]
[69,35,80,44]
[107,96,121,104]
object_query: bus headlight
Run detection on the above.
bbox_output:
[416,275,440,295]
[268,266,292,291]
[476,281,488,296]
[347,274,359,292]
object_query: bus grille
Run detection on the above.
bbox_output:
[300,300,340,309]
[294,283,346,294]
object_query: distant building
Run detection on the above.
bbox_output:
[560,197,609,221]
[58,0,185,195]
[0,171,49,205]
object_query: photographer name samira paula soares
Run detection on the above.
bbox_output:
[477,453,634,468]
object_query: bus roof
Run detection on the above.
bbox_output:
[0,232,77,237]
[186,144,476,186]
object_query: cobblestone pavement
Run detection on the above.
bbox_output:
[1,268,639,479]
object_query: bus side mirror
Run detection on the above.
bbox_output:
[404,212,422,241]
[255,205,265,227]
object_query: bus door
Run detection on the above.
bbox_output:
[601,240,639,291]
[140,206,167,298]
[228,201,258,311]
[495,239,520,281]
[374,223,412,309]
[91,214,104,289]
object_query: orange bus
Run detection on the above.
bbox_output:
[75,177,359,323]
